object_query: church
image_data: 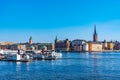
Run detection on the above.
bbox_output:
[86,25,103,52]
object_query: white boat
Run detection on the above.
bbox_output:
[33,50,62,60]
[52,51,62,58]
[1,50,32,62]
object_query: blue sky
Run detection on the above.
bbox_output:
[0,0,120,43]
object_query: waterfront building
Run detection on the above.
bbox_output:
[114,41,120,50]
[102,40,108,50]
[88,41,103,52]
[0,44,26,50]
[71,39,86,46]
[71,39,86,51]
[55,37,70,51]
[107,41,114,50]
[83,43,89,51]
[73,45,83,52]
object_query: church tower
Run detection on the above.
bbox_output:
[55,36,58,43]
[29,36,33,45]
[93,25,98,42]
[55,36,58,50]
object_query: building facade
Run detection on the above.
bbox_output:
[83,43,89,51]
[55,37,70,51]
[73,45,83,52]
[71,39,86,51]
[88,42,103,52]
[107,41,114,50]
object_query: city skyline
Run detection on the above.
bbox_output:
[0,0,120,43]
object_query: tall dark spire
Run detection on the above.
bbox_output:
[93,25,98,42]
[94,24,97,35]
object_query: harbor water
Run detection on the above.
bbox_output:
[0,52,120,80]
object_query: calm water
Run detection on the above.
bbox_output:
[0,52,120,80]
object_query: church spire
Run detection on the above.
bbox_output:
[94,24,97,35]
[29,36,33,45]
[93,25,98,42]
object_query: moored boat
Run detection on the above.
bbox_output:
[0,50,32,62]
[32,50,62,60]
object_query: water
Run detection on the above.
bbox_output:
[0,52,120,80]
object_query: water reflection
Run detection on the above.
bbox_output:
[16,62,31,72]
[16,62,21,72]
[51,59,62,66]
[92,54,100,79]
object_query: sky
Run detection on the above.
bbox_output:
[0,0,120,43]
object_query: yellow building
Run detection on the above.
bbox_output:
[107,42,114,50]
[88,42,102,52]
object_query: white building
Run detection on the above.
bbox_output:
[71,39,86,46]
[83,43,88,51]
[72,39,86,51]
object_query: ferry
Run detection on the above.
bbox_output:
[0,50,32,62]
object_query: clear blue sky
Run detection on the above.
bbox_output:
[0,0,120,43]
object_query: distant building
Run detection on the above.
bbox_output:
[55,37,70,51]
[0,42,16,45]
[85,25,102,52]
[38,43,54,50]
[71,39,86,46]
[102,40,108,50]
[29,36,33,45]
[83,43,88,51]
[0,44,26,50]
[107,41,114,50]
[17,44,26,50]
[47,43,54,50]
[72,39,86,51]
[73,45,83,52]
[114,41,120,50]
[88,42,103,52]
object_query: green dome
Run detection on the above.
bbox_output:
[29,36,32,40]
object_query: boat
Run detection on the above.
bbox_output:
[0,50,32,62]
[32,50,62,60]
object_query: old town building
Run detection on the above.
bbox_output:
[55,36,70,51]
[88,41,102,52]
[107,41,114,50]
[71,39,86,51]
